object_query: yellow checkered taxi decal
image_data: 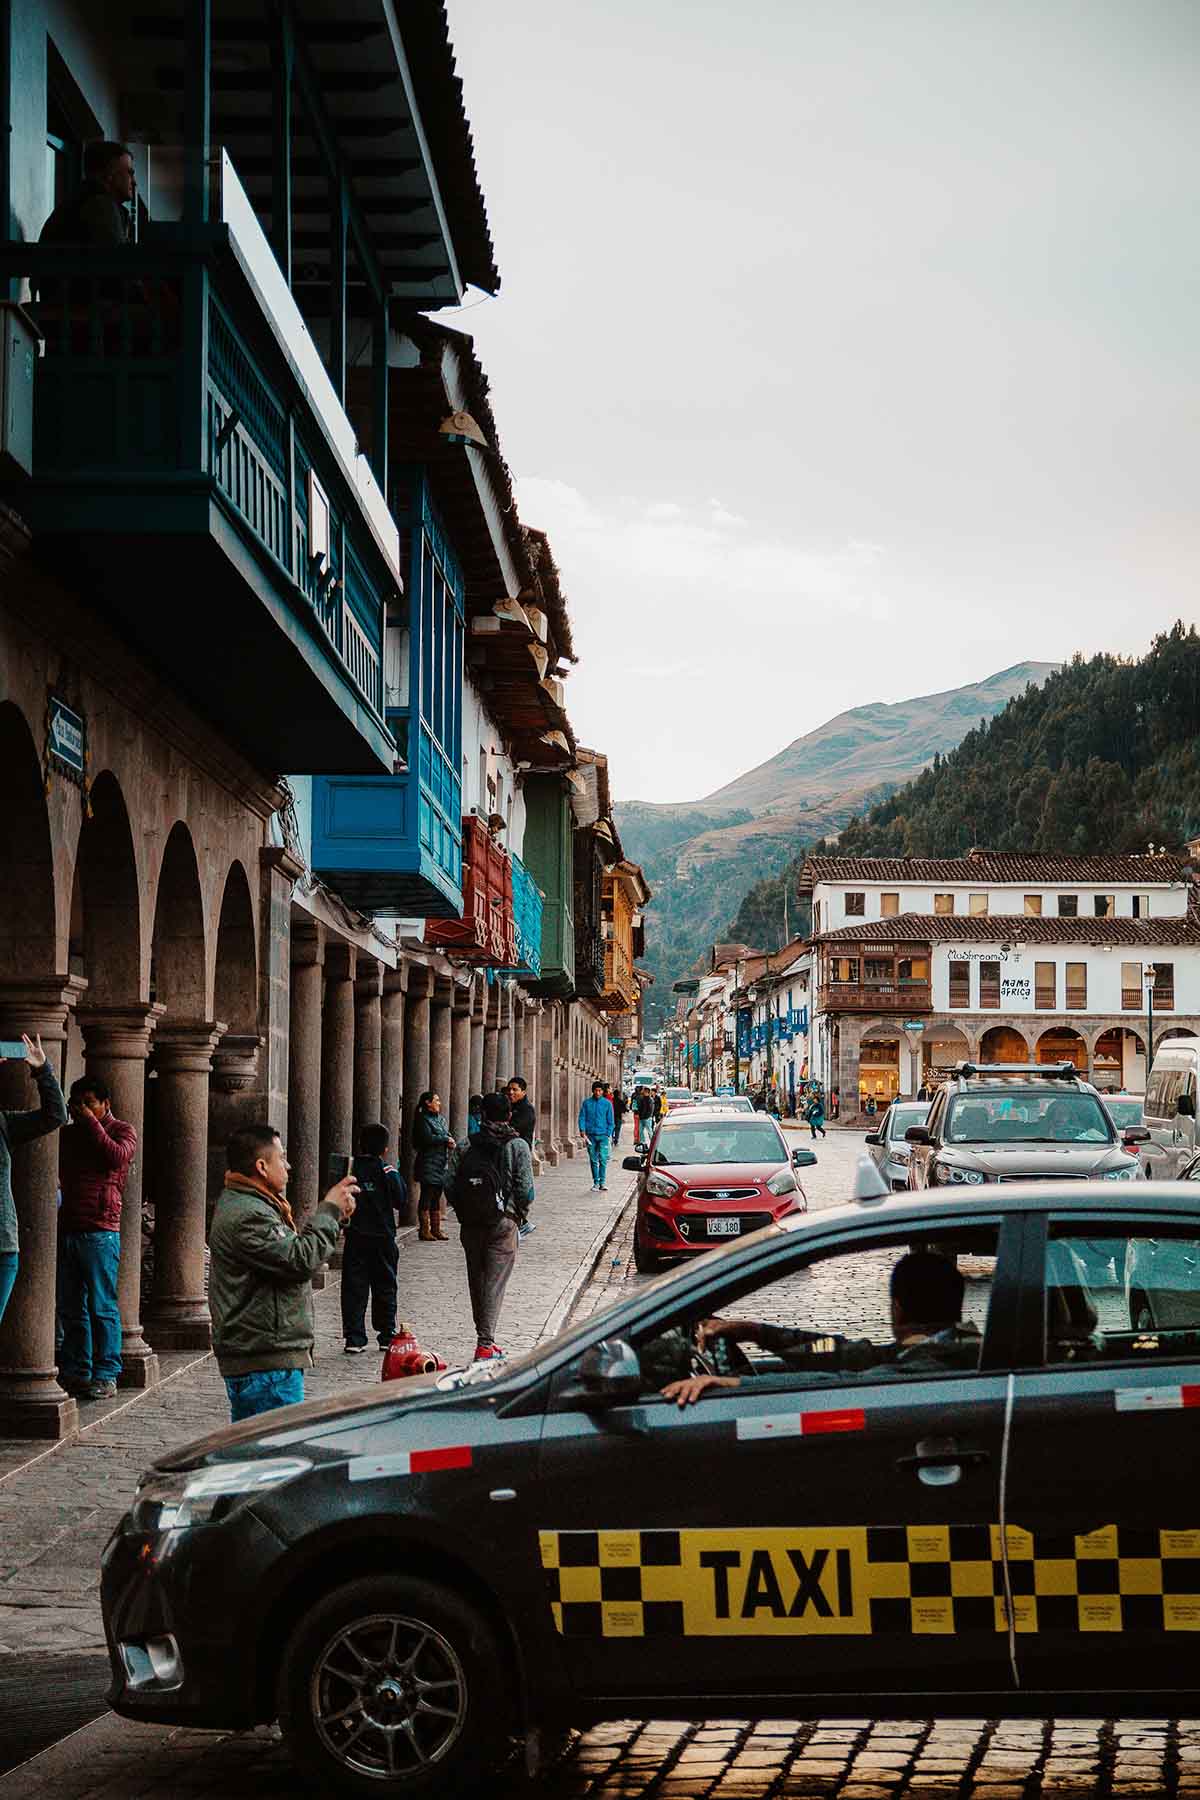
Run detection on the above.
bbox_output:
[538,1525,1200,1638]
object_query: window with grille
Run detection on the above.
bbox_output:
[979,960,1001,1008]
[1065,962,1087,1009]
[864,958,892,984]
[1057,894,1079,917]
[845,892,865,916]
[1121,963,1142,1010]
[1035,962,1056,1008]
[949,961,970,1008]
[1154,963,1175,1008]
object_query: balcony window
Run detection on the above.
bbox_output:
[949,961,970,1008]
[898,957,928,983]
[1066,962,1087,1009]
[1119,962,1143,1009]
[864,958,892,983]
[969,893,989,916]
[934,893,954,915]
[1024,894,1043,915]
[1058,894,1079,917]
[1132,893,1150,918]
[1094,894,1115,918]
[845,892,865,916]
[1035,963,1056,1009]
[830,958,860,984]
[1154,963,1175,1009]
[881,892,899,917]
[979,960,1001,1008]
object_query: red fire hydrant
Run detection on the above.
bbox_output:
[381,1321,448,1382]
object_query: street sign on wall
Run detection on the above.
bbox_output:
[47,696,85,775]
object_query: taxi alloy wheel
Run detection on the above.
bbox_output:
[279,1574,511,1796]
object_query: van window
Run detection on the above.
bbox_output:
[1147,1067,1185,1120]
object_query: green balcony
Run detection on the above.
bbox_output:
[523,776,576,998]
[0,158,398,776]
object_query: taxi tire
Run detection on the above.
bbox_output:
[278,1573,511,1797]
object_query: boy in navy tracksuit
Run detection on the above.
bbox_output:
[341,1123,409,1353]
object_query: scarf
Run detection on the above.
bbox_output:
[224,1171,296,1232]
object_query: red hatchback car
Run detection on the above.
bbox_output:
[623,1106,815,1273]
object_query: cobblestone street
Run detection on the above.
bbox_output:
[3,1129,1196,1797]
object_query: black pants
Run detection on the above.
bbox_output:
[340,1231,399,1348]
[418,1182,443,1215]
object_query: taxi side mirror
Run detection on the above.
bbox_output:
[622,1155,645,1172]
[791,1147,817,1168]
[905,1125,932,1145]
[564,1338,642,1409]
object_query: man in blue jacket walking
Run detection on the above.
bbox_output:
[578,1081,615,1192]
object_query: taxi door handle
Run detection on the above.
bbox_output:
[896,1448,989,1472]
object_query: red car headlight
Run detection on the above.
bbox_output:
[645,1171,680,1199]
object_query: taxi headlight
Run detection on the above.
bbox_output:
[1103,1165,1138,1181]
[766,1168,798,1196]
[645,1171,680,1199]
[890,1143,911,1161]
[934,1162,985,1186]
[130,1457,311,1533]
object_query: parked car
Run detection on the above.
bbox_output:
[905,1062,1144,1188]
[624,1107,814,1272]
[1141,1043,1200,1179]
[686,1094,756,1114]
[1101,1093,1145,1136]
[662,1087,696,1114]
[866,1099,931,1190]
[103,1180,1200,1798]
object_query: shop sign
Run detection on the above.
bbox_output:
[48,697,85,775]
[1000,977,1033,1007]
[903,1020,925,1032]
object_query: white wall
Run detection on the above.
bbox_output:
[928,942,1200,1016]
[460,675,524,860]
[814,878,1188,930]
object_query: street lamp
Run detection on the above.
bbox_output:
[1145,963,1157,1085]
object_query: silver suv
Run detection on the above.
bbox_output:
[905,1061,1144,1189]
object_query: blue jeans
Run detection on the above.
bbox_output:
[224,1368,305,1423]
[0,1251,17,1328]
[585,1134,610,1187]
[58,1230,122,1384]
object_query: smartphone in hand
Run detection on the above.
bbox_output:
[0,1041,27,1061]
[326,1153,351,1185]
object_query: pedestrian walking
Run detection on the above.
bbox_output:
[633,1085,654,1147]
[445,1091,534,1361]
[467,1094,483,1138]
[505,1076,537,1149]
[57,1074,137,1399]
[412,1091,454,1243]
[578,1081,615,1191]
[805,1091,827,1140]
[341,1123,408,1355]
[611,1088,627,1145]
[0,1035,66,1329]
[209,1124,357,1422]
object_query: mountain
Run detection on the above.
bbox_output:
[617,661,1058,1032]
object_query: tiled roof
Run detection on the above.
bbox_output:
[816,914,1200,946]
[400,2,501,294]
[800,853,1189,886]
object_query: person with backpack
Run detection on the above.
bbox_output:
[412,1091,453,1243]
[341,1123,409,1354]
[611,1088,627,1146]
[445,1091,534,1360]
[633,1085,654,1147]
[578,1081,615,1191]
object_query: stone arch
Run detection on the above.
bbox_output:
[1035,1024,1087,1070]
[0,701,56,980]
[1155,1025,1198,1055]
[69,771,144,1007]
[151,821,208,1019]
[979,1024,1031,1064]
[921,1022,974,1079]
[213,860,257,1035]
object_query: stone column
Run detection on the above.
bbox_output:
[538,1004,558,1167]
[450,999,472,1143]
[496,983,513,1084]
[0,976,86,1439]
[354,960,383,1137]
[258,847,303,1131]
[78,1002,165,1389]
[430,982,453,1117]
[145,1020,226,1354]
[402,966,432,1187]
[512,999,526,1086]
[287,923,324,1223]
[318,942,357,1181]
[381,970,406,1159]
[482,986,499,1094]
[469,986,485,1099]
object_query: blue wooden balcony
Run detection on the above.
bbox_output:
[0,159,398,775]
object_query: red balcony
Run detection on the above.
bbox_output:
[425,816,516,964]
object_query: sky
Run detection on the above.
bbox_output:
[433,0,1200,805]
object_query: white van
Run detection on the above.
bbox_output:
[1141,1041,1199,1178]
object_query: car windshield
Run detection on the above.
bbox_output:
[887,1102,930,1141]
[1103,1097,1144,1130]
[665,1089,691,1101]
[945,1090,1113,1144]
[653,1121,786,1166]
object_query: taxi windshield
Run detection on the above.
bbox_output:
[945,1090,1113,1145]
[653,1121,786,1166]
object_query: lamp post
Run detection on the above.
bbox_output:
[1145,963,1157,1087]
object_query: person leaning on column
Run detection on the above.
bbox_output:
[0,1035,67,1327]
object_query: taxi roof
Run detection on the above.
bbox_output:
[783,1178,1200,1235]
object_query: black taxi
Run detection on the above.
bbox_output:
[101,1180,1200,1796]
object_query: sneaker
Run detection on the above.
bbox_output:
[517,1219,537,1238]
[344,1343,369,1355]
[473,1342,504,1361]
[599,1184,607,1191]
[60,1378,91,1398]
[86,1379,118,1400]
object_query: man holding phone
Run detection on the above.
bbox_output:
[208,1124,358,1422]
[0,1034,67,1328]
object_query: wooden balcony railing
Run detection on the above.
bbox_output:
[819,982,932,1014]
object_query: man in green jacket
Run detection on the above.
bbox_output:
[209,1123,357,1422]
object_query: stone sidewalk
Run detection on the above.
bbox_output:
[0,1152,633,1662]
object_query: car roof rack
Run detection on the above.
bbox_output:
[951,1061,1080,1080]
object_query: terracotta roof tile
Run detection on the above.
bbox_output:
[815,914,1200,946]
[801,853,1189,886]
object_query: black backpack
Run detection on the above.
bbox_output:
[448,1136,505,1226]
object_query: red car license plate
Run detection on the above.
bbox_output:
[707,1217,741,1238]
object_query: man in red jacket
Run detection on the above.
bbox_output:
[58,1075,137,1400]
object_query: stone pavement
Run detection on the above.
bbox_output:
[0,1151,631,1663]
[4,1130,1194,1798]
